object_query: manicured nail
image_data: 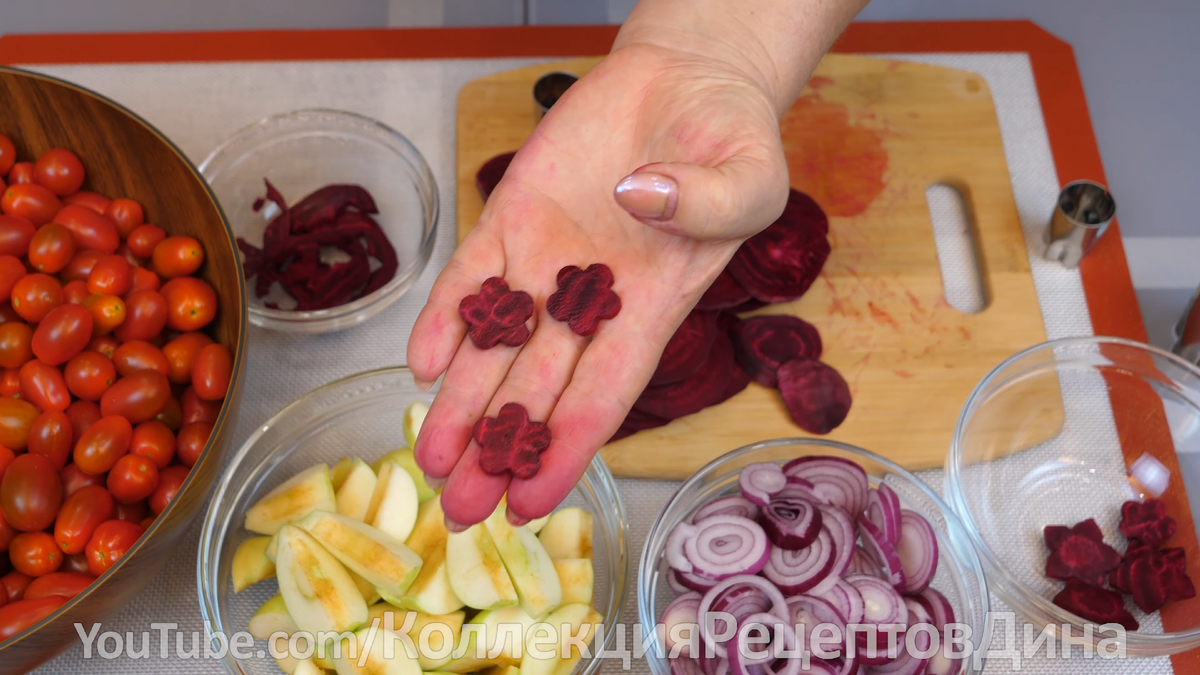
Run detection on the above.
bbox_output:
[414,376,434,391]
[506,506,530,527]
[425,475,446,490]
[614,172,677,220]
[444,516,469,533]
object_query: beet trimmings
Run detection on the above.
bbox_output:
[459,277,535,349]
[476,151,516,201]
[546,263,621,337]
[236,179,398,310]
[474,402,552,479]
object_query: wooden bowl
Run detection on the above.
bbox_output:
[0,67,247,673]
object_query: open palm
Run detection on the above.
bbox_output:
[408,43,790,527]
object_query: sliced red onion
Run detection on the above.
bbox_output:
[844,574,908,625]
[697,575,791,659]
[670,657,706,675]
[895,509,939,594]
[668,522,698,573]
[696,495,761,523]
[801,662,838,675]
[865,483,902,545]
[812,578,864,625]
[673,568,720,593]
[685,515,770,580]
[782,456,868,517]
[846,546,884,579]
[903,597,931,625]
[760,496,822,550]
[915,587,955,631]
[923,632,963,675]
[816,504,855,578]
[777,475,827,504]
[867,625,931,675]
[763,529,835,594]
[668,568,690,593]
[787,594,847,652]
[856,517,905,589]
[734,612,796,666]
[701,656,729,675]
[662,591,703,658]
[739,463,788,507]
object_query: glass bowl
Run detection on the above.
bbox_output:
[639,438,990,675]
[198,109,438,332]
[948,337,1200,657]
[198,367,629,675]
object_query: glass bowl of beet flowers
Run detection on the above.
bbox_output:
[949,337,1200,657]
[639,438,990,675]
[199,109,438,332]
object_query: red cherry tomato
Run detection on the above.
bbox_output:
[0,135,14,176]
[0,323,33,370]
[33,149,85,197]
[161,332,212,384]
[31,304,93,365]
[6,163,34,186]
[61,280,89,306]
[160,278,217,332]
[130,420,174,469]
[191,343,232,400]
[63,351,116,402]
[0,453,62,532]
[0,215,35,257]
[60,249,105,283]
[112,340,169,378]
[10,531,62,577]
[0,369,19,400]
[59,461,104,498]
[61,553,90,575]
[0,511,15,555]
[129,266,160,294]
[27,223,77,274]
[87,335,119,360]
[0,398,38,449]
[0,595,69,640]
[100,370,170,424]
[175,421,212,468]
[55,485,114,555]
[104,199,143,239]
[27,410,73,470]
[62,191,110,214]
[10,273,63,323]
[113,499,147,524]
[126,225,166,259]
[51,205,119,254]
[1,183,61,225]
[150,465,188,515]
[73,415,132,475]
[85,519,143,576]
[80,294,125,336]
[0,445,12,480]
[108,455,158,505]
[64,400,102,443]
[113,290,167,342]
[0,255,26,300]
[180,386,221,426]
[0,304,19,325]
[155,396,181,432]
[151,236,205,278]
[1,571,31,603]
[18,359,71,412]
[86,254,132,296]
[24,572,95,600]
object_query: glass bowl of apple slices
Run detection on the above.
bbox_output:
[198,367,630,675]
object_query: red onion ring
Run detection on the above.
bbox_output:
[865,483,902,545]
[672,568,720,593]
[895,509,939,594]
[762,529,835,594]
[845,546,884,579]
[845,574,908,625]
[760,496,822,550]
[812,578,864,625]
[787,594,847,652]
[668,522,699,573]
[857,517,906,589]
[671,657,707,675]
[738,463,787,507]
[697,575,791,659]
[782,456,868,517]
[777,475,826,504]
[816,504,855,579]
[867,624,931,675]
[684,515,770,580]
[914,587,955,630]
[662,591,703,658]
[695,495,761,522]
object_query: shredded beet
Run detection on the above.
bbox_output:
[731,315,824,388]
[777,359,851,435]
[288,184,378,233]
[1119,498,1177,547]
[1053,579,1139,631]
[1042,519,1122,588]
[476,151,516,201]
[650,310,721,387]
[474,402,552,479]
[726,190,830,303]
[634,329,735,420]
[459,277,535,349]
[546,263,622,336]
[696,270,752,311]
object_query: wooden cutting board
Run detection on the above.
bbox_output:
[456,55,1055,478]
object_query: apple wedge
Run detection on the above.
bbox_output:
[373,447,437,504]
[232,535,276,592]
[296,510,422,599]
[246,463,337,535]
[442,605,537,673]
[331,457,355,490]
[294,659,325,675]
[249,594,297,640]
[392,496,464,614]
[403,401,429,448]
[351,569,381,606]
[335,459,377,522]
[536,508,593,560]
[552,559,593,606]
[525,515,551,534]
[482,666,521,675]
[519,603,603,675]
[365,460,420,542]
[275,525,368,636]
[366,603,465,670]
[447,523,518,611]
[485,509,562,619]
[333,625,421,675]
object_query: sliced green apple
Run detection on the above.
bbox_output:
[331,457,355,490]
[482,666,521,675]
[245,463,337,535]
[536,508,592,560]
[447,523,518,611]
[485,509,562,619]
[249,594,297,640]
[294,658,325,675]
[552,559,593,606]
[525,515,551,534]
[374,447,437,504]
[335,459,377,522]
[395,496,463,614]
[365,460,420,542]
[519,603,603,675]
[232,535,276,592]
[351,569,382,605]
[333,625,421,675]
[296,510,422,599]
[273,637,300,675]
[365,603,465,670]
[275,525,368,636]
[442,605,537,673]
[404,401,429,448]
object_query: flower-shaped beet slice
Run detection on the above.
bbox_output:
[1110,545,1194,612]
[1119,498,1177,547]
[649,310,721,387]
[1043,519,1121,588]
[726,189,830,303]
[459,277,535,349]
[1053,579,1139,631]
[777,359,852,435]
[474,402,552,479]
[476,151,516,201]
[731,315,824,388]
[546,264,621,336]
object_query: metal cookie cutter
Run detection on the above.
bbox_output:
[1044,180,1116,268]
[534,72,578,118]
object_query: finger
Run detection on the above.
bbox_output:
[439,442,510,529]
[613,148,789,241]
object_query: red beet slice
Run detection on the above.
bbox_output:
[726,190,830,303]
[1043,519,1121,588]
[474,402,552,479]
[1110,545,1194,611]
[476,151,516,201]
[546,264,621,336]
[1053,579,1139,631]
[650,310,721,387]
[716,361,752,405]
[777,359,851,435]
[696,270,752,310]
[1119,498,1177,547]
[1044,518,1106,550]
[731,315,823,388]
[459,277,535,349]
[634,329,735,419]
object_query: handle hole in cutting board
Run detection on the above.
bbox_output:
[925,183,988,314]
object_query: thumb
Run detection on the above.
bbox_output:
[613,150,789,241]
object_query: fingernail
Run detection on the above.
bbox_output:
[444,516,470,533]
[425,475,446,490]
[614,172,677,220]
[506,506,530,527]
[414,376,434,391]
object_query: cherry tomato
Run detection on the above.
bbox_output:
[31,304,93,365]
[130,420,174,469]
[85,519,143,576]
[109,454,158,504]
[113,499,148,525]
[104,199,143,239]
[19,359,71,412]
[155,396,181,432]
[60,249,105,283]
[86,254,131,296]
[0,215,35,257]
[150,465,188,515]
[87,335,119,360]
[10,273,62,323]
[0,398,38,449]
[59,461,103,498]
[161,331,211,384]
[33,149,85,197]
[0,369,21,400]
[191,343,232,400]
[73,415,132,475]
[111,341,168,379]
[10,531,62,577]
[151,236,204,278]
[1,183,61,226]
[1,571,31,603]
[0,305,18,325]
[24,572,95,600]
[0,595,69,640]
[129,266,160,294]
[63,351,115,402]
[0,511,14,554]
[61,553,89,575]
[62,191,109,215]
[115,242,144,269]
[28,410,72,470]
[99,370,170,424]
[26,223,76,274]
[6,163,34,186]
[80,293,125,335]
[0,135,14,176]
[51,206,118,254]
[0,453,62,531]
[54,485,113,556]
[160,278,216,332]
[61,280,89,306]
[0,255,26,300]
[0,322,33,370]
[0,445,12,481]
[113,290,167,342]
[175,421,212,468]
[126,225,165,258]
[180,386,221,426]
[65,400,102,442]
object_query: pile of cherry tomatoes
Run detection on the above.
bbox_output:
[0,134,231,641]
